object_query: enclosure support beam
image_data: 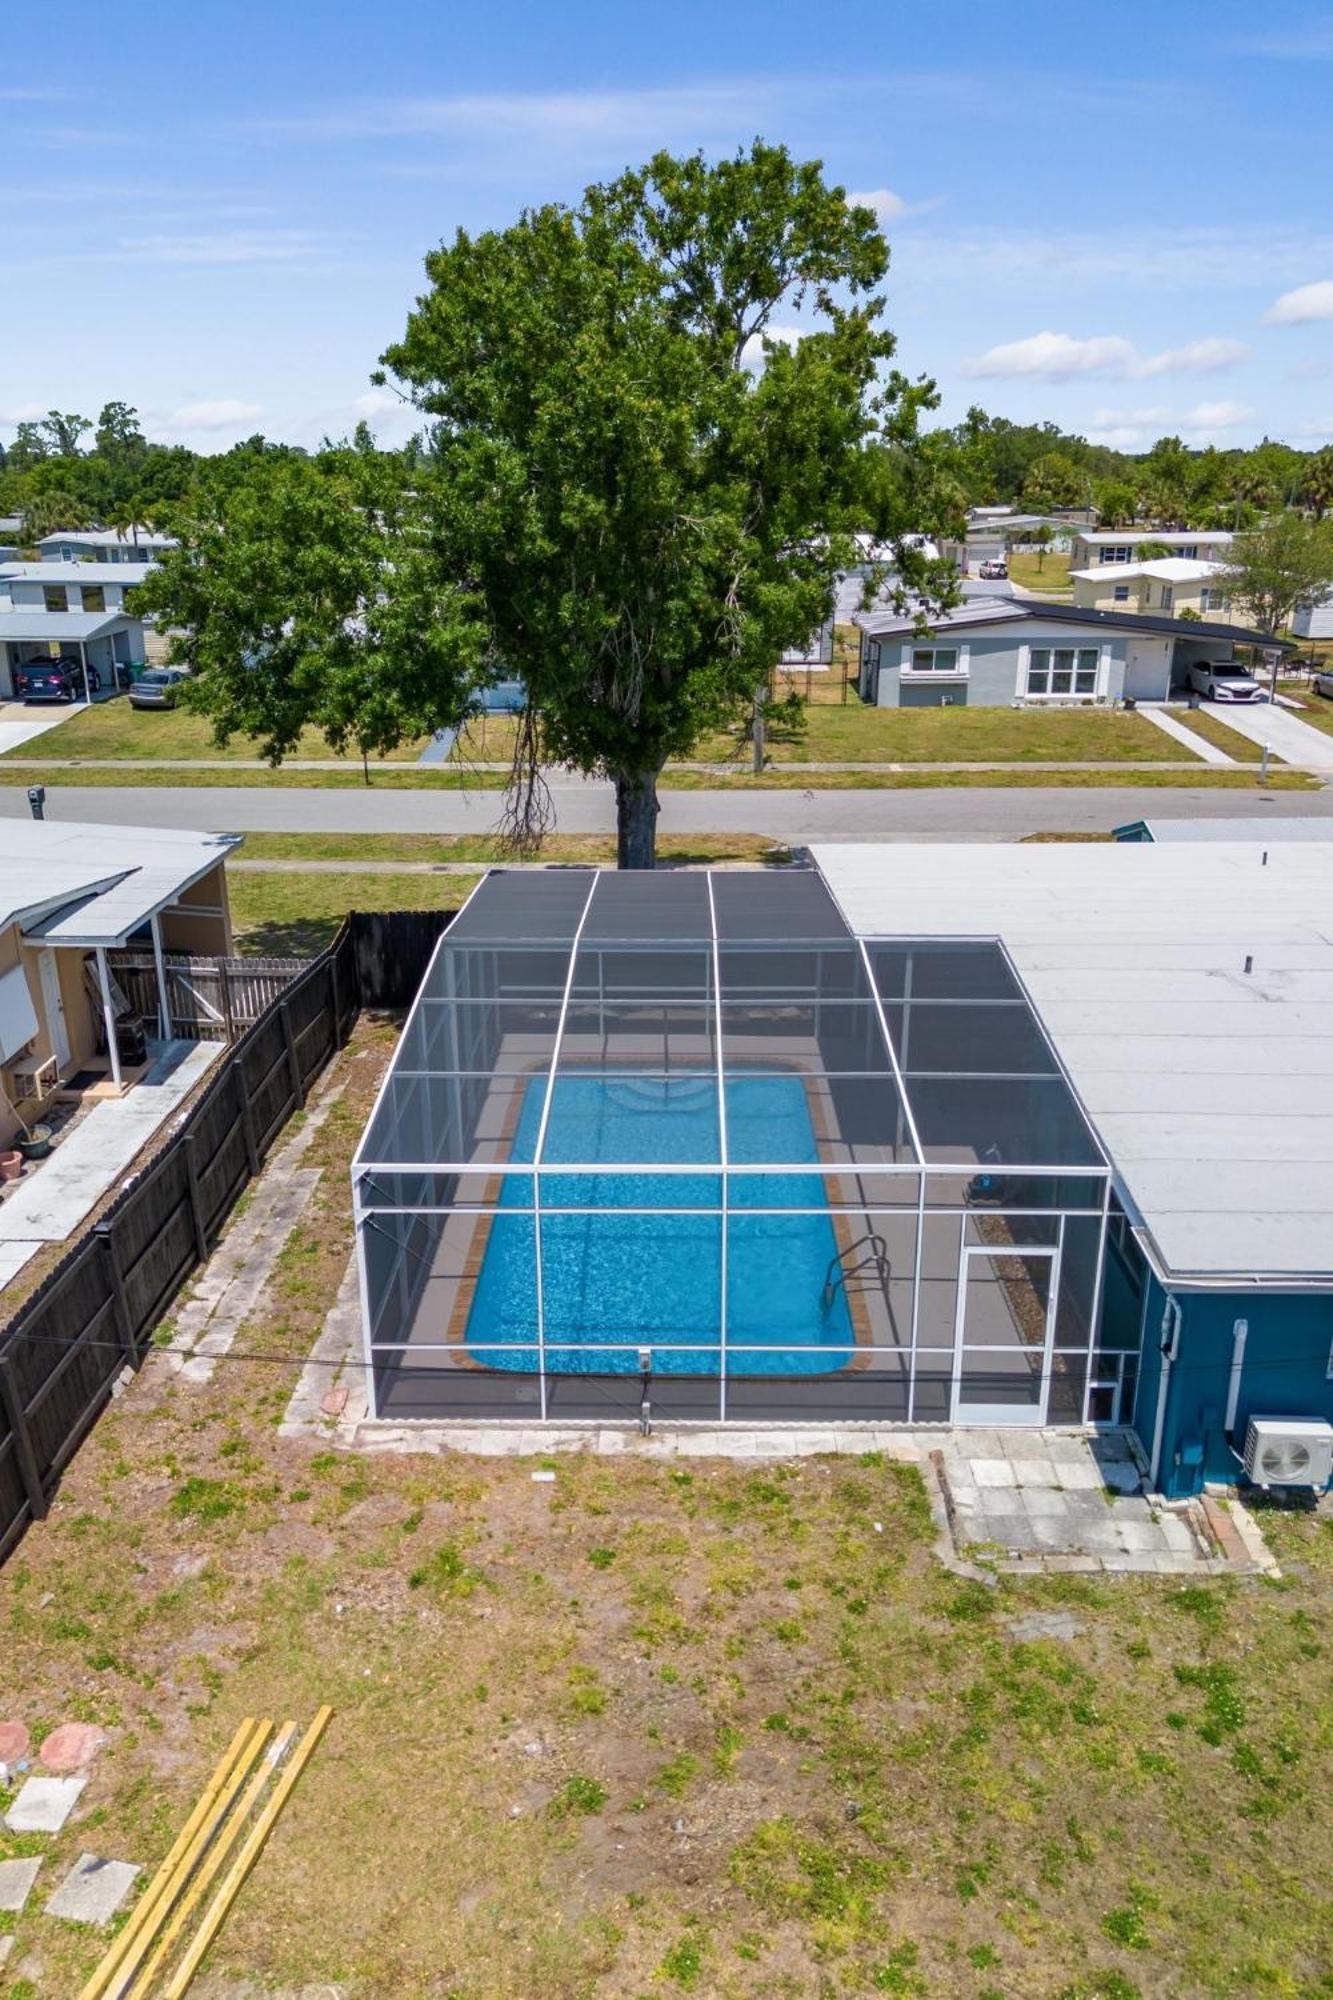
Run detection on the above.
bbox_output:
[150,911,170,1040]
[96,945,123,1092]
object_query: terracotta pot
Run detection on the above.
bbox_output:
[0,1151,22,1183]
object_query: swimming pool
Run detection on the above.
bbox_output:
[466,1073,857,1375]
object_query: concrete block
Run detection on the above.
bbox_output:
[45,1853,140,1926]
[0,1856,42,1913]
[5,1775,86,1833]
[1019,1486,1068,1518]
[972,1458,1017,1488]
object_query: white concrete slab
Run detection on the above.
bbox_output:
[45,1853,140,1926]
[0,1039,222,1245]
[0,701,83,755]
[5,1774,85,1833]
[0,1856,42,1913]
[1203,700,1333,771]
[0,1241,40,1294]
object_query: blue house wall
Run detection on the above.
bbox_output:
[1131,1275,1333,1497]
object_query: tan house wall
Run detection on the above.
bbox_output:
[158,860,234,956]
[1,924,97,1144]
[1071,575,1234,619]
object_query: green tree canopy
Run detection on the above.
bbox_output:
[379,141,953,862]
[136,446,484,766]
[1216,513,1333,637]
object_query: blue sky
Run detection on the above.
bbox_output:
[2,0,1331,457]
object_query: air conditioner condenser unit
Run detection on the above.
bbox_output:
[1242,1417,1333,1491]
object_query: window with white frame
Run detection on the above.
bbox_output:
[1200,587,1227,612]
[1159,585,1174,609]
[1097,545,1132,564]
[1026,645,1100,698]
[1112,584,1130,602]
[907,645,963,674]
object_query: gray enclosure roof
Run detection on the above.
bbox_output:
[816,841,1333,1286]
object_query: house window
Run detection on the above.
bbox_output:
[909,646,962,674]
[1200,588,1227,613]
[1027,646,1100,697]
[1098,545,1132,564]
[1112,584,1129,602]
[1159,585,1173,610]
[81,585,106,613]
[42,585,67,613]
[1177,545,1197,560]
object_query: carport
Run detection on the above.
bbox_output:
[0,610,141,701]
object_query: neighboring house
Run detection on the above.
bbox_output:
[35,528,177,565]
[1070,557,1233,620]
[853,596,1278,707]
[940,511,1076,575]
[0,818,239,1142]
[818,838,1333,1496]
[1292,601,1333,640]
[0,514,19,565]
[0,560,154,696]
[1068,528,1233,568]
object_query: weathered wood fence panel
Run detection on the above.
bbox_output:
[108,952,309,1043]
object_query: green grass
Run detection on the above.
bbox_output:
[1274,685,1333,737]
[0,696,428,764]
[228,870,472,955]
[660,765,1319,791]
[693,703,1182,765]
[0,1020,1330,1997]
[1165,708,1272,764]
[1005,551,1073,595]
[236,832,790,866]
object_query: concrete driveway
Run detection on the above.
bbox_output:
[1200,699,1333,771]
[5,778,1333,842]
[0,702,83,755]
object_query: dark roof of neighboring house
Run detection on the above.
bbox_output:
[854,595,1289,650]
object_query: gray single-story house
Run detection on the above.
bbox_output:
[854,597,1283,709]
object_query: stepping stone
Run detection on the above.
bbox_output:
[0,1720,30,1764]
[5,1774,86,1834]
[0,1856,43,1914]
[1006,1611,1082,1643]
[38,1723,108,1775]
[45,1853,141,1927]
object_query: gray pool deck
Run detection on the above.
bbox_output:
[281,1255,1277,1580]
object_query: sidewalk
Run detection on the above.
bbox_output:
[1135,703,1235,765]
[1200,699,1333,772]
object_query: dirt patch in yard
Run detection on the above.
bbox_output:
[1,1020,1331,1998]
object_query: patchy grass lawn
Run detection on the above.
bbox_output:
[229,871,473,956]
[1274,685,1333,738]
[1,1021,1331,1998]
[1005,553,1072,596]
[1166,709,1271,764]
[0,695,428,765]
[660,765,1318,791]
[691,704,1182,767]
[237,833,791,867]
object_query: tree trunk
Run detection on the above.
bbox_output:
[613,767,661,869]
[751,689,767,774]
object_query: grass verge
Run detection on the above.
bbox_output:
[236,833,790,867]
[0,1020,1329,1997]
[229,871,472,956]
[1165,709,1271,764]
[0,699,428,764]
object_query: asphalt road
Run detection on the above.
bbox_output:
[5,779,1332,842]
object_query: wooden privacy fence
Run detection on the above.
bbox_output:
[0,907,451,1565]
[107,950,309,1042]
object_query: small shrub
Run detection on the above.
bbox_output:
[170,1478,240,1523]
[587,1547,616,1569]
[656,1752,699,1798]
[551,1773,607,1817]
[659,1928,706,1987]
[408,1541,479,1598]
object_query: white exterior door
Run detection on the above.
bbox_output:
[36,950,71,1070]
[1124,636,1173,700]
[951,1241,1060,1426]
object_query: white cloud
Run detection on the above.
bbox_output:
[740,325,805,371]
[846,186,940,224]
[1136,337,1251,376]
[901,226,1333,296]
[1263,279,1333,325]
[118,229,337,266]
[964,329,1250,382]
[0,401,46,426]
[1085,399,1254,449]
[159,400,263,432]
[251,82,796,147]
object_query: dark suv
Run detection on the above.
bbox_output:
[15,658,83,703]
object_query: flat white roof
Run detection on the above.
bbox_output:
[36,529,176,552]
[815,840,1333,1285]
[1075,529,1233,546]
[1,818,240,946]
[0,609,137,641]
[1069,558,1224,583]
[0,561,155,585]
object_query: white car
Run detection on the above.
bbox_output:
[1186,660,1265,704]
[1313,666,1333,700]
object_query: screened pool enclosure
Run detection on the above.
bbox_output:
[354,869,1132,1426]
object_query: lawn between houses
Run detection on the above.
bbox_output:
[1,1021,1330,1999]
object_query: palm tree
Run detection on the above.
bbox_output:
[1302,449,1333,521]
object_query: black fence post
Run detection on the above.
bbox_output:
[233,1056,260,1176]
[280,1000,305,1110]
[94,1221,139,1366]
[181,1133,210,1266]
[0,1349,48,1523]
[329,953,344,1051]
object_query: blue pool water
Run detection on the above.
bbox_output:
[466,1073,856,1375]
